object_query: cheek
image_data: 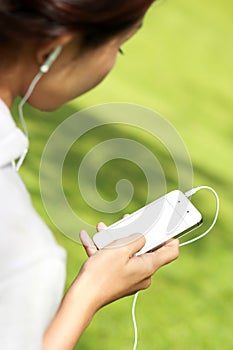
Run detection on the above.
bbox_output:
[27,53,118,111]
[81,55,118,91]
[96,55,118,81]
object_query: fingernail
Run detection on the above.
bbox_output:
[97,222,107,230]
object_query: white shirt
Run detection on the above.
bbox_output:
[0,99,66,349]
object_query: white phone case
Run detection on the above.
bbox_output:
[93,190,202,255]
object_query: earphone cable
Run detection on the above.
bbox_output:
[132,291,139,350]
[131,185,219,350]
[16,71,43,171]
[180,186,219,247]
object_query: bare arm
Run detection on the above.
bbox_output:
[43,233,179,350]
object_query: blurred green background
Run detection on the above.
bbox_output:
[13,0,233,349]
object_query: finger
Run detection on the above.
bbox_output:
[96,222,107,232]
[163,238,179,248]
[79,230,98,257]
[155,238,180,264]
[143,238,179,271]
[107,233,146,257]
[136,277,152,291]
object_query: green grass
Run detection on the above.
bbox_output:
[12,0,233,349]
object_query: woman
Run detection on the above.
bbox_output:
[0,1,179,349]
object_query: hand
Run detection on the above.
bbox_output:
[79,224,179,311]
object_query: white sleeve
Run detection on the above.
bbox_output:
[0,164,66,350]
[0,255,66,350]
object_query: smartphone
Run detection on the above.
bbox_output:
[93,190,203,255]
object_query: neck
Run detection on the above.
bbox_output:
[0,89,14,109]
[0,60,28,109]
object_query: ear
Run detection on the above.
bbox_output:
[36,33,77,67]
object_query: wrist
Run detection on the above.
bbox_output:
[69,270,99,318]
[43,269,99,350]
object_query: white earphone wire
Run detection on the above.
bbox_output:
[16,71,44,171]
[132,291,139,350]
[16,46,62,171]
[180,186,219,247]
[131,185,219,350]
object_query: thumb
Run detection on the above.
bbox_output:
[107,233,146,257]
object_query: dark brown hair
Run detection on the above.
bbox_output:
[0,0,155,47]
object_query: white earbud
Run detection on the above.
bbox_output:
[40,45,63,73]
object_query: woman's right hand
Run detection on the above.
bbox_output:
[78,229,179,312]
[44,230,179,350]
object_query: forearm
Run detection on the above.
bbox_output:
[43,274,97,350]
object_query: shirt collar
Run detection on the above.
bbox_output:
[0,99,29,168]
